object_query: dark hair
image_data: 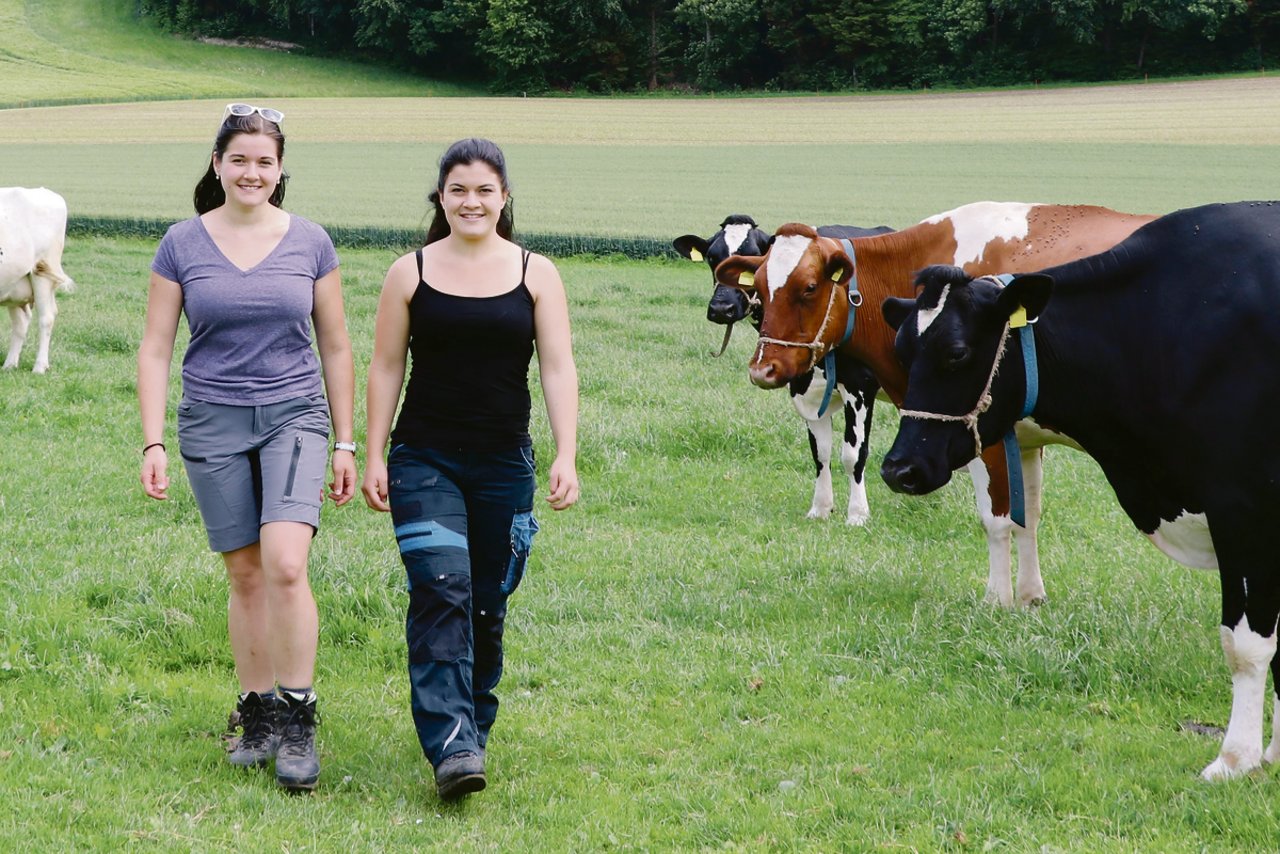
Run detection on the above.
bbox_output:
[424,137,515,245]
[192,113,288,215]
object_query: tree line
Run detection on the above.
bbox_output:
[135,0,1280,92]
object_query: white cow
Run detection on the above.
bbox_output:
[1,187,75,374]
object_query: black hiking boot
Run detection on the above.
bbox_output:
[435,750,486,801]
[227,691,280,768]
[275,691,320,792]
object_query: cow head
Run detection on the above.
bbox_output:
[714,223,855,389]
[673,214,771,326]
[879,265,1053,495]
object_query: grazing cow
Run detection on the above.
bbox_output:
[878,201,1280,780]
[715,202,1153,605]
[1,187,74,373]
[674,215,894,524]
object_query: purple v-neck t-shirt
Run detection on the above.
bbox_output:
[152,214,340,405]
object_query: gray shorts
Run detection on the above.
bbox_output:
[177,394,331,553]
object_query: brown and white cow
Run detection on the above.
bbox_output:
[1,187,74,374]
[715,201,1154,606]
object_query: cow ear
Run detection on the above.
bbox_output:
[825,250,853,285]
[996,273,1053,322]
[715,255,764,290]
[882,296,917,331]
[673,235,710,262]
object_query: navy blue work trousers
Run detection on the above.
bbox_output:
[387,443,538,766]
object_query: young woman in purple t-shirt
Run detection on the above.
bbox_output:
[137,104,356,792]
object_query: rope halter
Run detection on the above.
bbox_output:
[897,316,1015,460]
[752,238,861,377]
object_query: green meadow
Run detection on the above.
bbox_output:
[5,5,1280,849]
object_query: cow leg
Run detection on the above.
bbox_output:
[1201,526,1278,780]
[966,455,1015,607]
[4,304,31,370]
[1265,650,1280,766]
[790,370,835,520]
[1012,447,1047,606]
[30,273,57,373]
[836,356,877,527]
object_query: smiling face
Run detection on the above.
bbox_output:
[213,132,282,209]
[441,160,508,239]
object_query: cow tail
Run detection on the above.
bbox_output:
[34,258,75,294]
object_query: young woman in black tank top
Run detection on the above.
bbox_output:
[362,138,579,801]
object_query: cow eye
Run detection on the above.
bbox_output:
[803,281,818,295]
[944,346,970,370]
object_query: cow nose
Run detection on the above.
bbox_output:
[749,361,781,389]
[707,304,737,324]
[881,458,923,494]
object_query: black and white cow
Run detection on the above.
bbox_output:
[879,201,1280,779]
[674,215,894,524]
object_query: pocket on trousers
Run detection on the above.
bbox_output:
[283,429,326,506]
[501,510,539,596]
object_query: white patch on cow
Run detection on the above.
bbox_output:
[923,201,1038,267]
[916,284,950,335]
[765,235,812,297]
[722,223,752,255]
[1147,510,1217,570]
[1202,615,1276,780]
[1014,418,1082,452]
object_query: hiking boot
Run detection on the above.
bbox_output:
[275,691,320,792]
[435,750,486,800]
[227,691,280,768]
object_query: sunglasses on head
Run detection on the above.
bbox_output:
[221,103,285,125]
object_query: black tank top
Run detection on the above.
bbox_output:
[391,248,536,451]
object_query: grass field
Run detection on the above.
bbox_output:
[6,11,1280,849]
[5,236,1277,850]
[0,0,471,107]
[3,78,1280,237]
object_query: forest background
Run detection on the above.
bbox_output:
[138,0,1280,93]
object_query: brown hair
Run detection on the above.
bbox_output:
[424,137,514,244]
[193,113,288,214]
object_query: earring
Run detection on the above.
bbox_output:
[215,172,220,180]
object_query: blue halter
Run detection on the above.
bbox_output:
[992,274,1040,528]
[816,238,862,418]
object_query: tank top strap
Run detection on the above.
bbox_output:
[415,248,425,285]
[520,250,531,286]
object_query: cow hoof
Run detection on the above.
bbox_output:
[1263,741,1280,765]
[806,506,833,520]
[1201,754,1259,781]
[2,361,15,371]
[844,512,870,527]
[984,588,1015,608]
[33,364,48,374]
[1018,593,1048,608]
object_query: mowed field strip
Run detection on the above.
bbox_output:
[2,77,1279,234]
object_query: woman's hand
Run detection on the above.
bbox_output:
[546,455,579,511]
[140,446,169,500]
[362,458,391,512]
[329,450,357,505]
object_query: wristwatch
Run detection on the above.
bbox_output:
[334,441,357,453]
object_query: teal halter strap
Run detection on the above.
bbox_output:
[816,238,862,418]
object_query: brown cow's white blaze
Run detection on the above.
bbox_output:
[764,235,812,297]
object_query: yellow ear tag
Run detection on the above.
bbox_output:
[1009,305,1028,329]
[689,249,703,262]
[831,268,843,282]
[738,271,755,287]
